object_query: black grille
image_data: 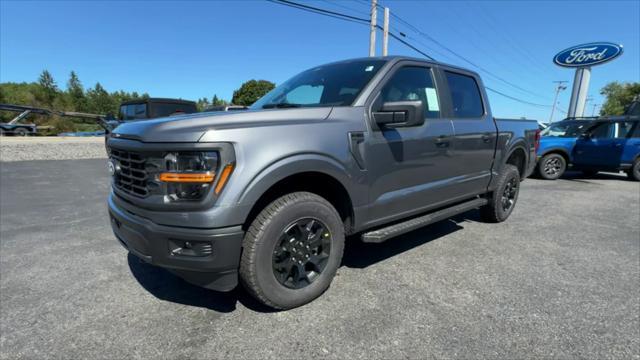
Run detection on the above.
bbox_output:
[110,148,149,197]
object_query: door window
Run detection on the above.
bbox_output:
[613,121,635,138]
[379,66,440,118]
[588,123,612,139]
[445,71,484,118]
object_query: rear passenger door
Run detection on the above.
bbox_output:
[439,69,497,198]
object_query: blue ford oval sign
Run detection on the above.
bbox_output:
[554,42,623,68]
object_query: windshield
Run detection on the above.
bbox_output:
[541,121,593,137]
[251,59,387,109]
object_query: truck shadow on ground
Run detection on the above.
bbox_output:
[127,210,476,313]
[560,171,630,183]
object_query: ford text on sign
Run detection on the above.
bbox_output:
[554,42,623,68]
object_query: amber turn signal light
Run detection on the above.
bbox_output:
[214,164,234,194]
[158,172,215,183]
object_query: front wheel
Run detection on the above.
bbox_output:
[480,164,520,223]
[239,192,345,310]
[538,153,566,180]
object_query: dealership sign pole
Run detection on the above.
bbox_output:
[553,42,623,118]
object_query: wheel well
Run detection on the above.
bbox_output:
[506,147,527,177]
[541,150,570,165]
[243,172,354,234]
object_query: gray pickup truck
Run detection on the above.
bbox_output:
[107,57,539,309]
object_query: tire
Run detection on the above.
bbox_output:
[628,159,640,181]
[480,164,520,223]
[537,153,566,180]
[582,169,599,177]
[239,192,345,310]
[13,127,28,136]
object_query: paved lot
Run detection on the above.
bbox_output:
[1,159,639,359]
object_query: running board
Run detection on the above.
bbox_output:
[361,198,488,243]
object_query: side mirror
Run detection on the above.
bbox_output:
[372,100,424,128]
[579,132,591,140]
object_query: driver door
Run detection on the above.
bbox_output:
[573,121,627,169]
[363,64,456,226]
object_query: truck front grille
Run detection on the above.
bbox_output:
[109,148,149,197]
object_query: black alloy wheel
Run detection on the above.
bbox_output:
[272,218,331,289]
[501,177,518,212]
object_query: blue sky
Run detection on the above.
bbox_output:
[1,0,638,121]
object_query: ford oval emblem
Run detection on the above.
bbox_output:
[554,42,623,68]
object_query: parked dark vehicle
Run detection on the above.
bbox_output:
[107,57,539,309]
[119,98,197,120]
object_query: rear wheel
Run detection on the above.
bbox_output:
[538,153,566,180]
[480,164,520,223]
[628,159,640,181]
[239,192,345,310]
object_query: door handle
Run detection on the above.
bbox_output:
[613,143,622,148]
[435,135,450,148]
[481,133,492,143]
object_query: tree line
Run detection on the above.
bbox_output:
[0,70,275,134]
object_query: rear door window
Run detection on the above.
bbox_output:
[445,71,484,118]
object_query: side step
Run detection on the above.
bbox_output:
[361,198,488,243]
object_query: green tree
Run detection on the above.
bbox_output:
[231,80,275,106]
[86,82,115,115]
[38,70,58,105]
[66,71,87,111]
[211,94,227,106]
[599,81,640,116]
[196,97,210,111]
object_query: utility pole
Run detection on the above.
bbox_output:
[549,81,568,123]
[591,103,599,116]
[369,0,377,57]
[382,7,390,56]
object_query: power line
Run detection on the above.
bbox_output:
[269,0,550,109]
[318,0,370,17]
[385,8,551,101]
[268,0,433,59]
[267,0,370,24]
[485,87,551,108]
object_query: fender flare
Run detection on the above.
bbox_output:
[539,147,571,162]
[236,153,361,220]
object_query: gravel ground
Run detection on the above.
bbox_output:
[0,137,107,162]
[1,159,639,359]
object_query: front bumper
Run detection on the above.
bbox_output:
[108,194,244,291]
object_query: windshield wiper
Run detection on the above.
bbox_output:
[262,103,302,109]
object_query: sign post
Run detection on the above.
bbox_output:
[553,42,623,118]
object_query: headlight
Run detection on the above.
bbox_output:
[158,152,225,201]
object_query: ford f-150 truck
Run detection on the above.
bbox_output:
[107,57,539,309]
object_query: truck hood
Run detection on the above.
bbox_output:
[111,107,333,142]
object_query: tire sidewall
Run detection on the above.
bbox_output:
[250,196,344,308]
[632,160,640,181]
[493,166,520,221]
[538,153,566,180]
